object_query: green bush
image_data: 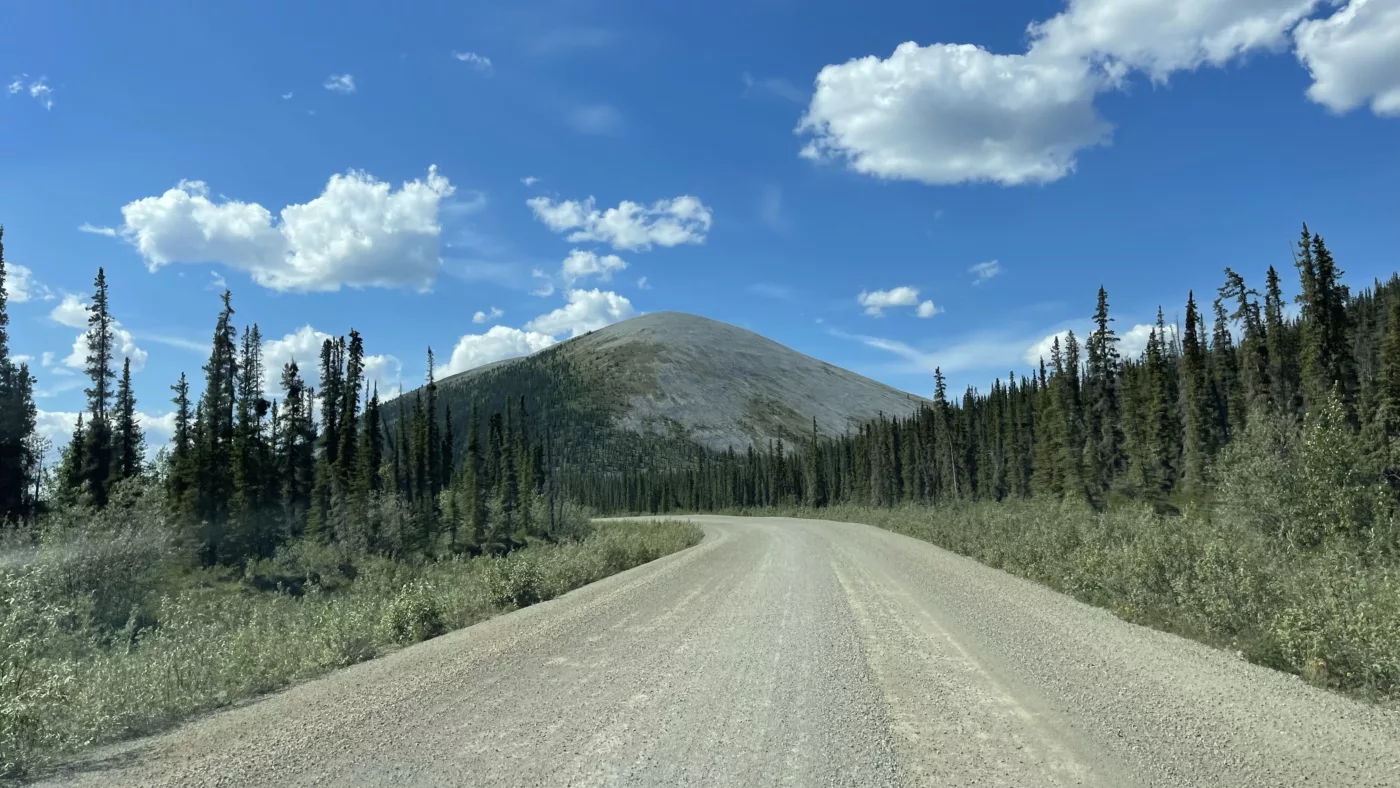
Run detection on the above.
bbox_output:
[380,582,446,645]
[0,515,702,778]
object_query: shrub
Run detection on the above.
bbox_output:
[379,582,446,645]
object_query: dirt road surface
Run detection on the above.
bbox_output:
[41,516,1400,787]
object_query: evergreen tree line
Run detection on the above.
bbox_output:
[7,255,566,566]
[0,227,43,525]
[572,225,1394,534]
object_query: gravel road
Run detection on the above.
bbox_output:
[42,516,1400,787]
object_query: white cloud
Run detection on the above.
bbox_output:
[1119,321,1179,360]
[794,0,1399,186]
[525,289,636,338]
[797,42,1108,186]
[1293,0,1400,116]
[636,276,650,290]
[40,351,56,367]
[970,260,1003,284]
[452,51,494,73]
[103,166,456,292]
[78,223,118,237]
[261,325,403,401]
[1024,330,1074,366]
[568,104,623,135]
[52,294,148,372]
[50,294,91,328]
[858,286,922,317]
[282,92,294,100]
[472,306,505,324]
[6,263,53,302]
[13,354,32,365]
[324,74,356,94]
[442,325,557,377]
[528,194,713,251]
[521,176,540,186]
[34,409,176,465]
[916,300,941,318]
[7,75,53,110]
[1028,0,1322,80]
[560,249,627,285]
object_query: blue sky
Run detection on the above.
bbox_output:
[4,0,1399,456]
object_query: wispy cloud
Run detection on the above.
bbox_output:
[636,276,651,290]
[472,306,505,324]
[757,184,789,232]
[452,51,494,73]
[746,282,794,300]
[568,103,623,135]
[281,91,294,100]
[521,176,540,186]
[78,223,117,237]
[528,27,617,57]
[970,260,1002,284]
[323,74,356,94]
[137,332,208,353]
[740,72,805,103]
[7,75,54,110]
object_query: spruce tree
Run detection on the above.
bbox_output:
[1180,293,1213,490]
[110,357,144,485]
[0,228,38,524]
[167,372,197,520]
[79,268,117,507]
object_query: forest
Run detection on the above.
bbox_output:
[572,225,1393,528]
[3,222,1400,773]
[567,224,1400,702]
[0,226,702,777]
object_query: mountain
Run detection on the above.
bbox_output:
[389,312,927,471]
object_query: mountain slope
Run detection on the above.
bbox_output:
[393,312,927,470]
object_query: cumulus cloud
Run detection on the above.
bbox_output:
[452,51,494,73]
[324,74,356,94]
[858,286,923,317]
[1120,321,1179,360]
[1024,330,1074,366]
[49,294,149,372]
[1025,321,1176,366]
[442,325,557,377]
[34,409,175,465]
[261,325,403,401]
[97,166,455,292]
[1294,0,1400,116]
[525,289,636,338]
[916,300,941,318]
[6,263,53,302]
[796,0,1397,187]
[560,249,627,285]
[472,306,505,324]
[528,194,713,251]
[798,43,1108,186]
[970,260,1003,284]
[7,75,54,110]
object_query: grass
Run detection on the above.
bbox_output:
[0,514,703,779]
[747,499,1400,705]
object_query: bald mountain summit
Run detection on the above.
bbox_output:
[388,312,926,471]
